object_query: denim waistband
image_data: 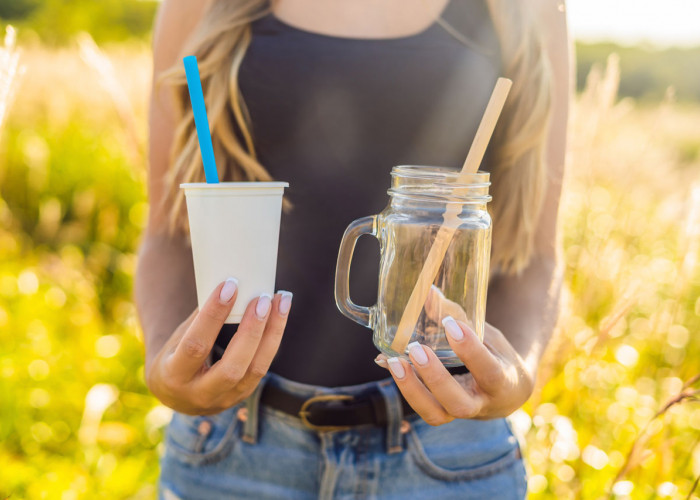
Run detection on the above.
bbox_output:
[241,371,406,454]
[265,371,399,398]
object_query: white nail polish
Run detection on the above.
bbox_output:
[374,357,388,367]
[442,316,464,341]
[219,278,238,303]
[255,294,272,319]
[277,290,293,316]
[408,341,429,365]
[387,357,405,379]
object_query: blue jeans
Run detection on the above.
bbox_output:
[159,372,527,499]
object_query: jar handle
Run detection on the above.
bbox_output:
[334,215,377,328]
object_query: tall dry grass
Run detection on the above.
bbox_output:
[516,54,700,499]
[0,26,22,130]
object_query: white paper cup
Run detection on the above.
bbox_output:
[181,182,288,323]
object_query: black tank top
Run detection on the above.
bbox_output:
[212,0,502,386]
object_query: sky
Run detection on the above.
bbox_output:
[567,0,700,47]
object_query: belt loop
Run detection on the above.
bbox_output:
[241,374,269,444]
[377,379,404,454]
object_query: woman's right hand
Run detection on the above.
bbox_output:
[145,279,292,415]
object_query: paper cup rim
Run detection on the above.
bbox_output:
[180,182,289,189]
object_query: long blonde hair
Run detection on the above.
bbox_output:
[160,0,551,276]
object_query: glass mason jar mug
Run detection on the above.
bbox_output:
[335,166,492,366]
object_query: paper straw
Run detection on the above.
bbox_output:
[183,55,219,184]
[390,78,512,354]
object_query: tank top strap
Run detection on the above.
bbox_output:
[439,0,500,60]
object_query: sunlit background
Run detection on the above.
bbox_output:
[568,0,700,47]
[0,1,699,499]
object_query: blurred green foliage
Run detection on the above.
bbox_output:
[0,0,157,43]
[576,42,700,102]
[0,0,40,20]
[0,47,157,498]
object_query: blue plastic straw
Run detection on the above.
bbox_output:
[183,55,219,184]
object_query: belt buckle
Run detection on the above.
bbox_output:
[298,394,354,432]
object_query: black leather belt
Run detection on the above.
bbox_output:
[259,383,416,432]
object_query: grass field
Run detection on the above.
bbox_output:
[0,41,698,499]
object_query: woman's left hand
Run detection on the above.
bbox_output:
[376,318,534,424]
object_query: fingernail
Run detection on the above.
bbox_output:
[442,316,464,341]
[277,290,293,316]
[255,294,272,319]
[374,356,388,367]
[387,357,405,379]
[219,278,238,304]
[408,342,429,365]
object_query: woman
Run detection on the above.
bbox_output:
[136,0,570,498]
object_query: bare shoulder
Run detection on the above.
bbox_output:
[152,0,214,73]
[147,0,214,232]
[527,0,569,45]
[520,0,571,95]
[527,0,567,20]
